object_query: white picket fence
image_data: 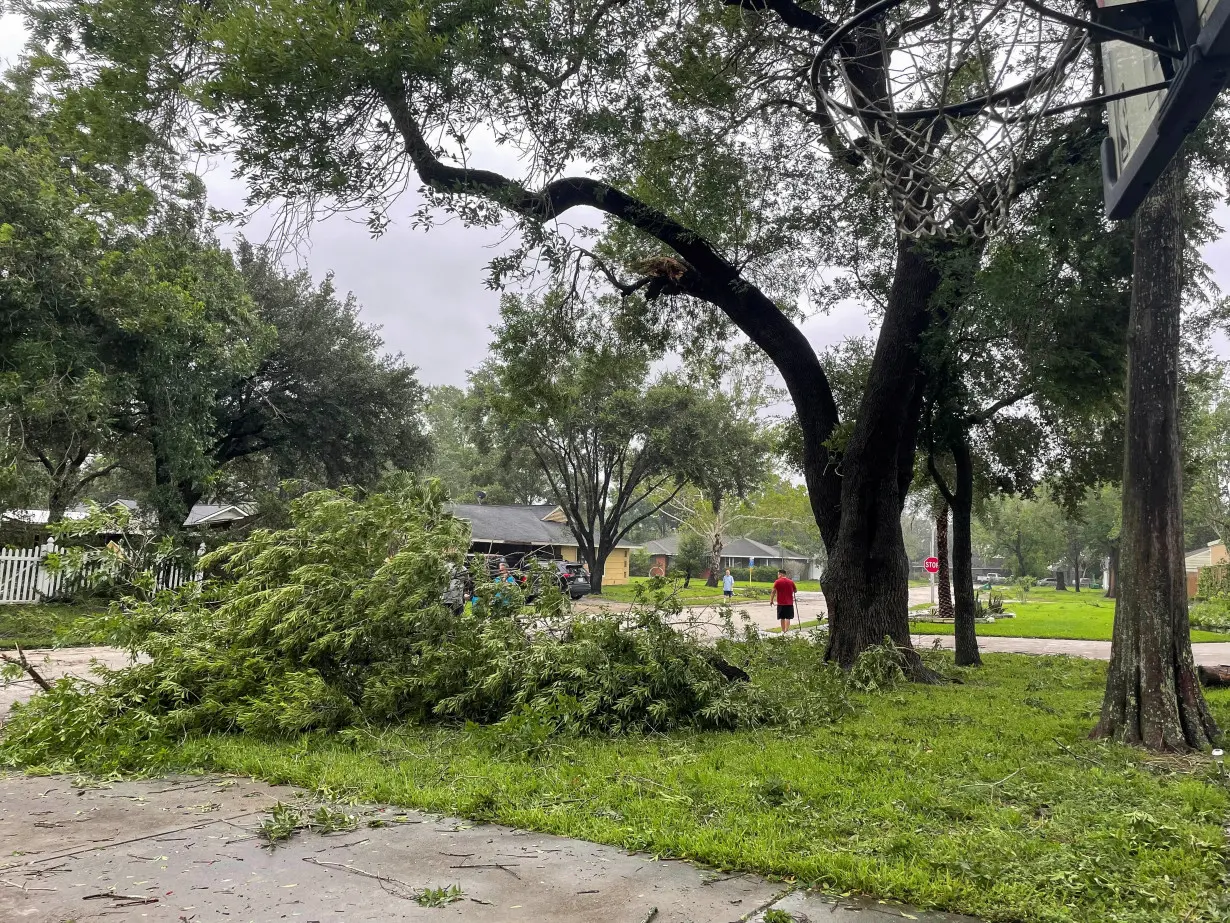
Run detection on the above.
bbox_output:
[0,540,201,604]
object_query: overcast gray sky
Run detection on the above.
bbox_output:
[2,13,1225,388]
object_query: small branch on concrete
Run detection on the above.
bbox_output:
[83,891,159,904]
[449,862,521,879]
[302,856,419,900]
[0,645,52,692]
[640,908,659,923]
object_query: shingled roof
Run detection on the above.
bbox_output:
[642,534,808,561]
[448,503,633,548]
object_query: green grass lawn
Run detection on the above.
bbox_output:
[0,603,101,649]
[791,589,1229,642]
[172,654,1230,923]
[595,576,821,604]
[912,598,1229,643]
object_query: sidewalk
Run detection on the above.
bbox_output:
[914,634,1230,664]
[0,773,977,923]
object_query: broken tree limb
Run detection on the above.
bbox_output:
[1197,664,1230,688]
[0,645,52,692]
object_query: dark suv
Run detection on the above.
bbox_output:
[551,561,591,599]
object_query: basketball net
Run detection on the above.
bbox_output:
[813,0,1094,239]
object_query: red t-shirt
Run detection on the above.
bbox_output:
[772,576,796,606]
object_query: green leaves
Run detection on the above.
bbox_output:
[0,478,817,773]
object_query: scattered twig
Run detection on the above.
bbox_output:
[148,779,220,794]
[0,645,52,692]
[639,908,658,923]
[302,856,418,899]
[964,768,1023,789]
[0,876,56,892]
[449,862,521,879]
[577,888,600,894]
[83,891,158,903]
[1054,737,1105,768]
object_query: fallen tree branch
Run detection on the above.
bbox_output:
[302,856,419,900]
[0,645,52,692]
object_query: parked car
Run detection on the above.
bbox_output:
[443,563,473,616]
[505,556,592,601]
[550,561,591,599]
[1038,577,1056,587]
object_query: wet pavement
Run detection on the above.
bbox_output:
[0,647,134,723]
[0,773,977,922]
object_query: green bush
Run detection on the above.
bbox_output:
[0,481,860,773]
[628,547,650,577]
[751,565,780,583]
[1189,599,1230,633]
[1196,563,1230,599]
[727,566,750,582]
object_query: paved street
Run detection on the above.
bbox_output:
[1,647,134,723]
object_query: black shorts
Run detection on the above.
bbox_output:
[777,604,795,620]
[723,590,734,598]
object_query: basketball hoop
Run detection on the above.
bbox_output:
[809,0,1184,238]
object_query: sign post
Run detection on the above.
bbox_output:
[925,552,940,606]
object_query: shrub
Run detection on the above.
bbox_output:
[0,481,856,773]
[727,566,750,581]
[1189,599,1230,633]
[1196,563,1230,600]
[751,565,779,583]
[629,547,651,577]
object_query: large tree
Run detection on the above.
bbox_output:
[1092,160,1218,750]
[484,291,756,592]
[424,383,552,505]
[213,242,431,494]
[13,0,1107,676]
[0,69,258,528]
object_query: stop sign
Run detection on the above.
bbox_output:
[924,556,940,574]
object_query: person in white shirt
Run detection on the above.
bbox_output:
[722,568,735,599]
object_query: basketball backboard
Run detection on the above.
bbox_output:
[1099,0,1230,218]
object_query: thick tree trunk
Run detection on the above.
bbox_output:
[823,238,940,681]
[1092,158,1218,751]
[935,504,955,620]
[582,546,607,594]
[47,480,72,524]
[1105,544,1119,599]
[1054,569,1067,591]
[705,497,723,588]
[152,452,199,536]
[1013,537,1028,580]
[950,436,981,666]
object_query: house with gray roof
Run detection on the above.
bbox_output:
[642,534,810,579]
[448,503,633,585]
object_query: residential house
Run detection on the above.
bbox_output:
[641,534,811,580]
[1185,539,1228,597]
[2,500,252,540]
[448,503,632,586]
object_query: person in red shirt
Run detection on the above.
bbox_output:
[769,569,798,634]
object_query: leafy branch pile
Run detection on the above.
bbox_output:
[0,480,867,772]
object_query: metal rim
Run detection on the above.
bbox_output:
[810,0,1180,123]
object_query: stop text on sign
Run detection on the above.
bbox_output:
[924,557,940,574]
